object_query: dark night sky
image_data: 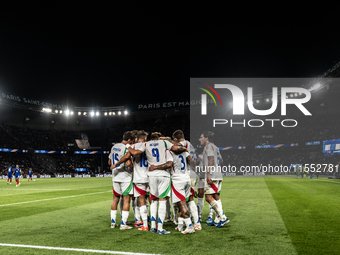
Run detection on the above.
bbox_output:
[1,2,340,108]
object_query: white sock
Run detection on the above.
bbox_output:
[210,200,226,221]
[178,217,184,229]
[208,205,214,218]
[150,200,158,229]
[183,217,193,229]
[157,200,166,231]
[188,201,199,224]
[111,210,117,224]
[121,210,129,225]
[216,199,225,216]
[214,214,220,223]
[134,198,141,222]
[140,205,148,227]
[197,197,204,218]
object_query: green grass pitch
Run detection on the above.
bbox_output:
[0,176,339,255]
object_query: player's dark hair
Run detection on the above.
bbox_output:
[131,130,138,139]
[172,130,184,140]
[137,130,148,140]
[202,131,214,142]
[123,131,134,141]
[151,132,162,140]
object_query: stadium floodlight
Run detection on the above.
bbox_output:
[118,111,121,115]
[310,83,322,91]
[55,110,59,114]
[290,94,294,98]
[124,111,128,115]
[90,111,95,117]
[109,112,112,116]
[96,112,100,116]
[70,111,74,115]
[266,98,270,102]
[256,100,260,104]
[60,110,63,114]
[294,93,298,97]
[112,112,116,115]
[78,112,81,115]
[83,112,87,116]
[65,110,70,116]
[104,112,107,116]
[42,108,52,113]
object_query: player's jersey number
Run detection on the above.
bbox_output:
[179,155,185,171]
[140,153,148,167]
[152,148,160,162]
[113,153,120,167]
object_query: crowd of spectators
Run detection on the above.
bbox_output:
[0,111,340,177]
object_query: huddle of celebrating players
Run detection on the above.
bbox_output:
[109,129,229,235]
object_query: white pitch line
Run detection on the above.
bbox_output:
[315,179,340,184]
[0,243,162,255]
[0,191,111,207]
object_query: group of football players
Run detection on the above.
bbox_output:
[109,129,229,235]
[6,166,34,186]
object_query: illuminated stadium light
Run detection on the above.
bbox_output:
[294,93,298,97]
[290,94,294,98]
[65,110,70,116]
[310,83,322,91]
[104,112,107,116]
[266,98,270,102]
[112,112,116,115]
[70,111,74,115]
[55,110,59,114]
[118,111,121,115]
[60,110,63,114]
[109,112,112,116]
[256,100,260,104]
[42,108,52,113]
[90,111,95,117]
[124,111,128,115]
[78,112,81,115]
[83,112,87,116]
[96,112,100,116]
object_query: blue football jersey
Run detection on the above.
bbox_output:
[14,168,21,177]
